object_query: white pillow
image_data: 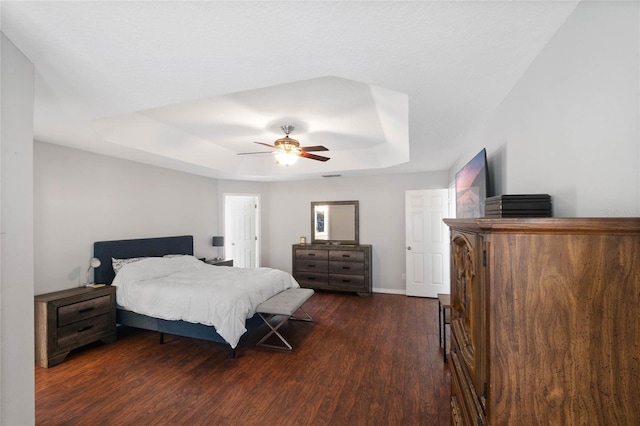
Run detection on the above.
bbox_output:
[112,257,147,274]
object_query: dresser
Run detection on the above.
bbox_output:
[292,244,372,296]
[35,286,117,367]
[443,218,640,425]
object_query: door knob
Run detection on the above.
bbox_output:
[407,246,412,250]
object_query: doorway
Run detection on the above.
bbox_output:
[224,194,260,268]
[405,189,451,298]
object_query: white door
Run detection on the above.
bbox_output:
[224,195,259,268]
[405,189,451,297]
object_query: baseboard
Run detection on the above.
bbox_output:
[372,287,406,295]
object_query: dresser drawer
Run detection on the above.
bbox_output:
[329,260,364,275]
[295,271,329,288]
[329,274,366,290]
[296,259,329,273]
[57,313,111,347]
[295,249,328,260]
[58,295,111,326]
[329,251,365,262]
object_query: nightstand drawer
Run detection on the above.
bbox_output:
[58,295,111,326]
[57,313,111,347]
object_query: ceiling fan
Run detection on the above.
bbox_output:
[238,125,330,165]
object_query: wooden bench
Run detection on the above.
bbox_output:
[256,288,314,350]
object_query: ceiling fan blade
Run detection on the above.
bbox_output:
[237,151,272,155]
[301,151,330,162]
[254,141,277,149]
[300,145,329,152]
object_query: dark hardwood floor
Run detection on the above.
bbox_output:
[35,292,450,425]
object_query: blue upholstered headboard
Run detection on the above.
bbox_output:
[93,235,194,284]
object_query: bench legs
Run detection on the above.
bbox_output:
[257,308,313,351]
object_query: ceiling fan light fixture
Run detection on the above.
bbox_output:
[274,151,299,166]
[238,124,330,163]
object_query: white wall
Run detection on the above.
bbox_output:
[34,142,222,294]
[264,172,450,293]
[450,1,640,217]
[1,33,36,426]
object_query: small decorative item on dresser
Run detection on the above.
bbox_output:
[484,194,552,218]
[300,236,306,244]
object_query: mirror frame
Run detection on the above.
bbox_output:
[310,200,359,245]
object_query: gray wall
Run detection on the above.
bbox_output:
[260,173,449,293]
[34,141,223,295]
[35,147,448,295]
[1,33,35,425]
[450,1,640,217]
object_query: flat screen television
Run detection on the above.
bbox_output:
[455,148,489,218]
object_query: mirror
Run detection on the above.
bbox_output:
[311,200,359,245]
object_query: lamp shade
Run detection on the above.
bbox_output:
[212,236,224,247]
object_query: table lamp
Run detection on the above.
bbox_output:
[212,236,224,260]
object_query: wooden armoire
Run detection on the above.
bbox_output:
[443,218,640,425]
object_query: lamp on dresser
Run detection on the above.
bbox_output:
[212,236,224,260]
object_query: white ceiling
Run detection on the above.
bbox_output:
[1,1,579,181]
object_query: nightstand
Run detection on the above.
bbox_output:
[34,286,116,368]
[205,259,233,267]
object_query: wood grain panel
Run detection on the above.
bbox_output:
[489,231,640,424]
[445,217,640,426]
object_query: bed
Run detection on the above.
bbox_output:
[93,235,298,358]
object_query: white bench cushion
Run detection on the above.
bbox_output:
[257,288,314,316]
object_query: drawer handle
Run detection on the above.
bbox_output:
[307,253,316,257]
[78,307,94,314]
[77,325,94,333]
[308,264,316,268]
[342,266,351,270]
[341,254,351,258]
[307,277,316,281]
[341,279,351,283]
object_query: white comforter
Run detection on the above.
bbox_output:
[111,255,299,348]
